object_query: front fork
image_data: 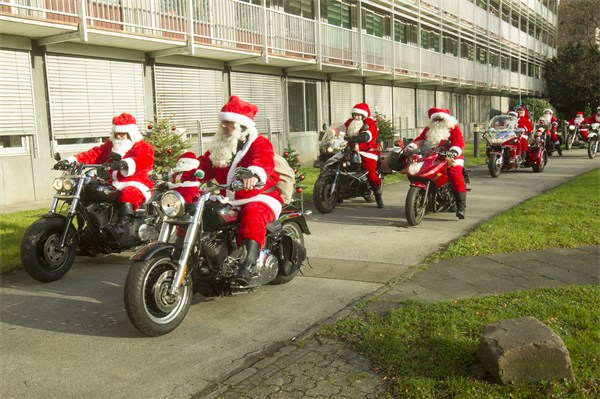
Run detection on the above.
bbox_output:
[53,178,86,250]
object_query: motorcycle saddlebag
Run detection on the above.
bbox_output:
[379,148,406,174]
[278,235,306,276]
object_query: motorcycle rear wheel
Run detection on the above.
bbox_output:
[587,139,598,159]
[313,176,338,214]
[124,256,192,336]
[270,221,304,285]
[20,217,78,282]
[532,151,547,173]
[405,186,427,226]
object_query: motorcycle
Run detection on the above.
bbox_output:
[313,122,382,214]
[587,123,599,159]
[535,121,557,156]
[482,114,547,178]
[564,121,588,150]
[20,154,165,282]
[124,168,311,336]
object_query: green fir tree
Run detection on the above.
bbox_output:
[282,142,306,198]
[144,109,191,174]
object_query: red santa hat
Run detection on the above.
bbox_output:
[172,151,200,173]
[112,112,142,142]
[576,111,584,116]
[218,95,258,130]
[427,107,457,128]
[351,103,371,118]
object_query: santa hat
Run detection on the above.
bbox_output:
[172,151,200,173]
[218,95,258,130]
[112,112,142,142]
[351,103,371,118]
[576,111,584,116]
[427,107,457,127]
[543,108,553,115]
[507,111,518,117]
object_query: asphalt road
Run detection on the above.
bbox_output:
[1,149,598,399]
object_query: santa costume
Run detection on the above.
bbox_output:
[537,109,562,156]
[515,106,533,158]
[343,102,383,208]
[406,107,467,219]
[167,151,201,203]
[196,96,282,285]
[569,112,590,141]
[591,106,600,124]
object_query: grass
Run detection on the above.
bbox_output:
[0,208,48,274]
[319,168,600,399]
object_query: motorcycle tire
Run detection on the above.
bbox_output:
[487,156,502,178]
[532,151,547,173]
[20,217,78,282]
[587,139,598,159]
[405,186,427,226]
[270,221,304,285]
[313,176,338,214]
[124,256,192,337]
[565,133,573,150]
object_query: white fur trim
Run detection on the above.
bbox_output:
[172,157,200,173]
[230,194,282,219]
[351,108,368,117]
[226,129,258,184]
[113,124,143,143]
[449,146,462,156]
[111,180,152,201]
[219,112,255,129]
[430,112,457,128]
[406,142,418,150]
[168,181,200,188]
[247,165,267,183]
[451,158,464,166]
[66,155,78,163]
[121,158,136,177]
[358,151,379,161]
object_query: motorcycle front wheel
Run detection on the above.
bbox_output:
[565,133,574,150]
[532,150,547,173]
[270,221,304,285]
[20,217,78,282]
[124,256,192,336]
[405,186,427,226]
[487,155,502,178]
[313,175,338,214]
[587,139,598,159]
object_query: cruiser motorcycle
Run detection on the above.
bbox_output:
[587,123,599,159]
[482,114,547,177]
[564,121,588,150]
[124,168,310,336]
[20,154,165,282]
[313,122,381,214]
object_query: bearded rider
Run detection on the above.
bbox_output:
[515,106,533,162]
[568,112,590,141]
[61,112,154,241]
[344,102,383,208]
[537,108,563,156]
[196,96,283,285]
[405,107,467,219]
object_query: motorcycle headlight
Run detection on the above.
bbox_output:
[52,177,75,192]
[407,162,424,175]
[326,146,334,153]
[62,178,74,191]
[52,178,63,191]
[160,190,186,218]
[569,125,575,131]
[592,123,599,131]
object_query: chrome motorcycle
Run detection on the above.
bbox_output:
[586,123,599,159]
[20,154,165,282]
[124,168,311,336]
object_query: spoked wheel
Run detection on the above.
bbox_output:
[405,186,427,226]
[20,217,78,282]
[587,139,598,159]
[313,175,338,214]
[565,133,573,150]
[270,221,305,285]
[124,256,192,336]
[487,156,502,178]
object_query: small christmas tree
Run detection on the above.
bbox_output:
[282,142,306,199]
[145,107,191,174]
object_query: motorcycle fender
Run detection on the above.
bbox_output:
[409,181,428,190]
[130,241,174,261]
[39,213,77,230]
[588,132,597,139]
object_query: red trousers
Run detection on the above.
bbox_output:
[448,165,466,193]
[238,201,276,248]
[119,186,146,210]
[361,155,381,188]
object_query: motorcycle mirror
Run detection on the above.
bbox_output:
[234,168,254,180]
[54,153,61,161]
[322,123,327,130]
[109,152,122,161]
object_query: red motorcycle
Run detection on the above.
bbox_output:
[482,115,547,177]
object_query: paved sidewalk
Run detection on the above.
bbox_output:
[199,245,600,399]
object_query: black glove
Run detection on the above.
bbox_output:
[111,160,128,171]
[353,131,371,143]
[53,160,71,170]
[447,149,459,158]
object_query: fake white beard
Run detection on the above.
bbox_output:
[209,124,246,168]
[423,121,451,149]
[539,114,551,124]
[594,113,600,123]
[575,116,584,124]
[111,137,134,156]
[346,119,363,137]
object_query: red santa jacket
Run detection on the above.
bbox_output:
[568,115,589,126]
[343,117,380,162]
[410,124,465,167]
[69,139,155,200]
[197,132,283,218]
[168,170,200,203]
[589,113,600,124]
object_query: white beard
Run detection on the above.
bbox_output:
[594,114,600,123]
[539,114,551,124]
[423,121,451,149]
[111,137,134,156]
[574,116,584,125]
[345,119,363,137]
[209,124,246,168]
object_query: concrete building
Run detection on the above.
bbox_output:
[0,0,557,207]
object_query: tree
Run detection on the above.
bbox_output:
[145,110,191,174]
[512,98,555,123]
[373,112,394,147]
[281,142,306,197]
[557,0,599,56]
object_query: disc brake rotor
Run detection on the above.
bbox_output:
[43,234,68,265]
[152,270,181,313]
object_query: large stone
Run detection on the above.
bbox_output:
[477,316,574,384]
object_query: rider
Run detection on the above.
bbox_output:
[405,107,467,219]
[589,106,600,126]
[344,102,383,208]
[537,108,563,156]
[515,106,533,162]
[568,111,590,142]
[61,112,155,241]
[196,95,283,285]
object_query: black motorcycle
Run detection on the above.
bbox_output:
[312,123,382,214]
[20,154,165,282]
[124,168,311,336]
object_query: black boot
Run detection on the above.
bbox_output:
[104,202,134,242]
[454,192,466,220]
[556,143,563,157]
[234,240,260,285]
[373,186,384,209]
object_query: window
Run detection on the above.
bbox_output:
[394,18,417,46]
[287,81,317,133]
[476,46,487,64]
[501,6,509,23]
[489,51,499,67]
[363,8,386,38]
[421,28,440,52]
[510,57,519,73]
[270,0,314,19]
[521,59,528,75]
[460,40,474,61]
[443,34,458,56]
[322,0,354,29]
[511,11,519,29]
[489,0,500,17]
[500,55,509,70]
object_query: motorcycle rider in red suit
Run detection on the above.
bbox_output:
[538,108,563,156]
[64,112,155,241]
[405,107,467,219]
[515,106,533,162]
[344,102,383,208]
[568,112,590,141]
[196,96,283,285]
[590,106,600,126]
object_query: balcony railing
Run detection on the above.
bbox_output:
[0,0,547,94]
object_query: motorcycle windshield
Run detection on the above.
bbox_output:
[320,122,348,152]
[485,115,518,143]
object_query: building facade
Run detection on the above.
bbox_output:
[0,0,557,207]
